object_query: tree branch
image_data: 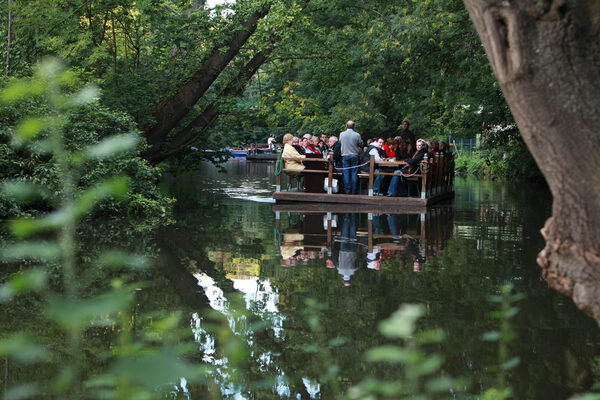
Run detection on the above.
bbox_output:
[142,5,271,160]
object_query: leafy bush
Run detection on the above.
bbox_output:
[0,80,173,221]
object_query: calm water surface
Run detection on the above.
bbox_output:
[161,159,599,399]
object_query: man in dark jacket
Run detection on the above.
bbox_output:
[327,135,341,165]
[399,120,416,155]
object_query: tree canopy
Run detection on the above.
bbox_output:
[2,0,518,164]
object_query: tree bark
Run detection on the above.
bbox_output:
[463,0,600,322]
[148,49,271,164]
[142,5,270,160]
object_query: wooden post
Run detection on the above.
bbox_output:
[420,212,427,264]
[368,213,373,253]
[275,151,281,192]
[368,155,375,196]
[275,211,281,256]
[326,212,332,248]
[421,159,428,199]
[434,153,440,195]
[438,152,446,194]
[327,153,333,195]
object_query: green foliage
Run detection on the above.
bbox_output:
[245,0,512,141]
[480,284,524,399]
[454,141,541,180]
[0,60,192,399]
[0,75,173,220]
[348,304,460,400]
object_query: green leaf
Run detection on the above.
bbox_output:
[36,58,63,81]
[501,356,520,370]
[488,295,503,303]
[1,181,49,204]
[569,395,600,400]
[482,331,502,341]
[378,304,425,339]
[1,241,61,261]
[0,269,48,302]
[109,347,202,388]
[328,336,348,347]
[151,311,182,332]
[0,334,49,363]
[504,306,520,319]
[417,329,444,344]
[9,209,71,238]
[75,177,130,215]
[85,134,140,160]
[4,383,40,400]
[98,250,149,270]
[16,117,46,140]
[365,345,411,363]
[1,80,45,103]
[45,292,132,331]
[510,293,526,302]
[426,376,456,393]
[69,86,100,107]
[303,344,318,353]
[410,354,444,377]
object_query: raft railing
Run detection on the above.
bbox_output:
[275,152,454,199]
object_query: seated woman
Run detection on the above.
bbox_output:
[305,135,321,154]
[282,133,305,172]
[291,136,305,154]
[387,139,428,197]
[383,137,397,158]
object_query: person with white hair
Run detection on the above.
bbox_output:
[339,121,363,194]
[387,138,428,197]
[282,133,305,171]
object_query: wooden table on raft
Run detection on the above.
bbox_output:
[376,159,407,169]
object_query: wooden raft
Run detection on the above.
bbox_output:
[274,152,454,208]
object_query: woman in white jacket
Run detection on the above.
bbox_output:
[282,133,305,171]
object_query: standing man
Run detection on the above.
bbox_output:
[399,119,415,155]
[339,120,363,194]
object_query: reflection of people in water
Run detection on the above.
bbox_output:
[413,254,425,272]
[387,213,408,237]
[337,213,360,286]
[366,247,382,271]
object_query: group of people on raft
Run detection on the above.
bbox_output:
[281,120,452,197]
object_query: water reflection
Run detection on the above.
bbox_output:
[159,163,600,399]
[275,207,454,283]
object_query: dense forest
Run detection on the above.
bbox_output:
[1,0,539,184]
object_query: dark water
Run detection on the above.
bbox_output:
[159,159,600,399]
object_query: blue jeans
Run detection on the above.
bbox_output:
[387,169,408,197]
[374,169,382,193]
[342,155,359,194]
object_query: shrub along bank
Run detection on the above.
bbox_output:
[0,83,174,221]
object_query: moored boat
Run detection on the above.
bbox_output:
[246,148,278,161]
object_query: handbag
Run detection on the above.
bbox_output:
[324,177,339,193]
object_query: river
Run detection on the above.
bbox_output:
[157,158,600,399]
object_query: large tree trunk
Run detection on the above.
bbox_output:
[462,1,600,322]
[147,49,271,164]
[142,5,270,160]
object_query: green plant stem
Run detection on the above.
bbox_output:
[49,82,81,398]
